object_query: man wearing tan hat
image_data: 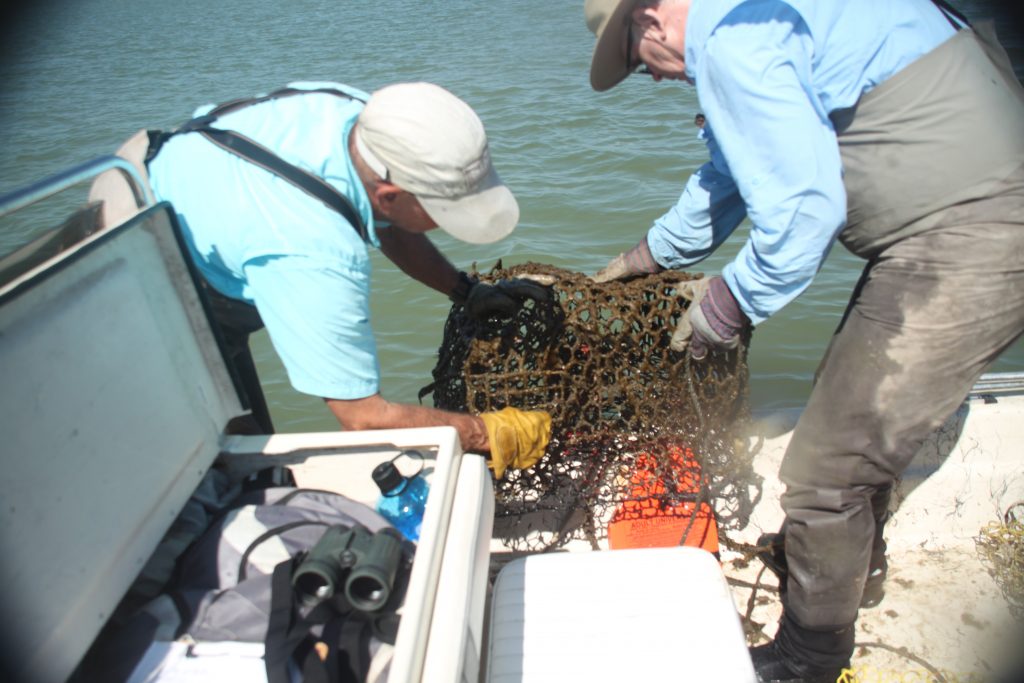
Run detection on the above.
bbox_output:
[584,0,1024,681]
[90,81,551,480]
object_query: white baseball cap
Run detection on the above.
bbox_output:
[355,82,519,244]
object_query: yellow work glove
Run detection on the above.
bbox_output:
[479,407,552,479]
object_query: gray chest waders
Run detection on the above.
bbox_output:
[833,21,1024,258]
[772,15,1024,673]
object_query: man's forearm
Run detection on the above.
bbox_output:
[377,228,460,296]
[326,394,489,452]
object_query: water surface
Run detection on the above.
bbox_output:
[1,0,1021,432]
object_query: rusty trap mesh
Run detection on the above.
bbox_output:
[423,262,763,553]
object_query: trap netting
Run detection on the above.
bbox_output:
[425,262,759,552]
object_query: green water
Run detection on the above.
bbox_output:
[2,0,1021,432]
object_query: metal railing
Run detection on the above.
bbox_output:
[969,371,1024,397]
[0,156,156,290]
[0,154,153,218]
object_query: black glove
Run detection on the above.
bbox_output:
[451,272,552,322]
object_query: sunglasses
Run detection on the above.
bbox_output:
[625,20,653,75]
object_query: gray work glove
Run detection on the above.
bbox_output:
[671,276,749,359]
[453,274,552,322]
[591,237,663,283]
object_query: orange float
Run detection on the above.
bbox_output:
[607,445,719,554]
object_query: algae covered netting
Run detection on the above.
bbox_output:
[425,262,760,552]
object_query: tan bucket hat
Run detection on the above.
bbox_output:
[585,0,643,91]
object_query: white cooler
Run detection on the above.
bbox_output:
[485,547,756,682]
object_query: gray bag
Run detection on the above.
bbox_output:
[173,487,396,642]
[170,486,413,683]
[72,479,412,683]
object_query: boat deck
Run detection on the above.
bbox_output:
[725,392,1024,681]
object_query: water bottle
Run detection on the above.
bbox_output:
[372,450,429,541]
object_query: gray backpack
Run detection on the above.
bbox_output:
[169,486,414,683]
[73,479,414,683]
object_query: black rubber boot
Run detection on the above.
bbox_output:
[752,612,854,683]
[756,532,888,608]
[749,641,846,683]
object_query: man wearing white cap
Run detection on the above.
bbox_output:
[583,0,1024,681]
[91,81,551,479]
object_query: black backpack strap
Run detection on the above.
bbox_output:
[265,557,374,683]
[265,556,309,683]
[237,519,330,582]
[336,618,373,683]
[240,465,296,493]
[293,615,371,683]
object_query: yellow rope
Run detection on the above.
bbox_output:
[837,666,988,682]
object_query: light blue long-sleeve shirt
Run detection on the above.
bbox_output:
[646,0,957,324]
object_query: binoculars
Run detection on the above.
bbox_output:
[292,524,405,614]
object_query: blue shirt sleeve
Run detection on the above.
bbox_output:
[695,4,847,325]
[646,123,748,270]
[244,255,380,400]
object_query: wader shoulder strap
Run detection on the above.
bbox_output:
[158,87,370,243]
[197,127,369,243]
[930,0,971,30]
[204,86,367,119]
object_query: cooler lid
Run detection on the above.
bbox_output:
[0,202,243,682]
